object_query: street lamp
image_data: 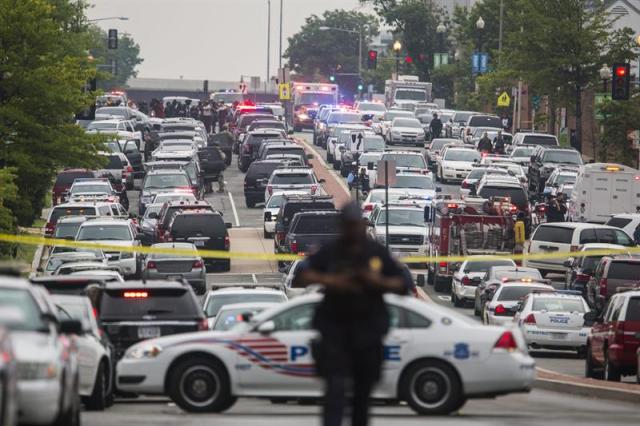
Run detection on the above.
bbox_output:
[319,26,364,78]
[476,16,485,51]
[87,16,128,22]
[393,40,402,76]
[600,64,612,92]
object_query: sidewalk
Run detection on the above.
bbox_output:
[535,368,640,403]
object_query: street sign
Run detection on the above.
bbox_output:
[278,83,291,100]
[472,52,489,75]
[497,91,511,107]
[376,160,396,187]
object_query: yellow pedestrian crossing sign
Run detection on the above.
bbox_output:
[279,83,291,100]
[497,91,511,107]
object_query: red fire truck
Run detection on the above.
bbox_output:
[426,196,519,292]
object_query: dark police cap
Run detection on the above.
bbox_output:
[341,201,363,222]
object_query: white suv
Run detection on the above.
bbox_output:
[367,204,429,262]
[265,168,323,201]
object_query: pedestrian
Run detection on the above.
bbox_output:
[217,172,225,193]
[347,170,356,191]
[211,102,219,133]
[546,194,567,222]
[359,168,369,194]
[501,115,509,131]
[429,113,443,140]
[493,130,506,154]
[202,101,213,134]
[296,202,406,426]
[218,105,228,131]
[477,132,493,153]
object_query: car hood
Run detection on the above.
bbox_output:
[442,160,476,167]
[82,240,134,248]
[127,328,238,351]
[392,126,423,133]
[375,225,427,235]
[11,331,59,363]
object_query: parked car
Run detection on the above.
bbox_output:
[563,244,628,295]
[202,287,288,329]
[265,167,324,201]
[450,257,517,308]
[244,159,286,208]
[483,280,554,326]
[473,266,543,317]
[585,256,640,312]
[139,169,194,214]
[142,242,207,294]
[52,169,96,206]
[0,325,17,426]
[528,147,583,197]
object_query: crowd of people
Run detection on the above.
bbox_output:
[148,98,234,134]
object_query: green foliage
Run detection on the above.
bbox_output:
[0,168,17,256]
[0,0,106,226]
[284,9,379,79]
[599,96,640,166]
[89,27,143,89]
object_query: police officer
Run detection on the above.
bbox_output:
[429,113,443,140]
[297,202,406,426]
[493,130,506,154]
[546,194,567,222]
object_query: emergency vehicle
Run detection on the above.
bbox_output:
[117,294,535,415]
[292,83,339,131]
[427,197,519,292]
[567,163,640,223]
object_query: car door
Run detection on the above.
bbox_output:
[527,225,573,268]
[237,302,321,395]
[590,296,619,364]
[123,141,142,171]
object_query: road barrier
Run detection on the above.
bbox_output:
[0,232,638,264]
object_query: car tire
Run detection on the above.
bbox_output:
[604,351,621,382]
[452,290,463,308]
[84,361,107,411]
[220,259,231,272]
[167,357,237,413]
[473,301,481,317]
[263,229,273,239]
[400,360,464,415]
[326,152,333,164]
[585,344,603,379]
[55,376,80,426]
[434,274,447,293]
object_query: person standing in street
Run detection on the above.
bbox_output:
[202,101,213,134]
[297,203,407,426]
[493,130,506,154]
[429,113,443,140]
[546,194,567,222]
[477,132,493,153]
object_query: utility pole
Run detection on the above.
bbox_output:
[266,0,271,92]
[279,0,283,69]
[498,0,504,67]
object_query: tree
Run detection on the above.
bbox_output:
[0,0,106,226]
[89,27,143,89]
[284,9,379,80]
[599,96,640,166]
[0,168,17,257]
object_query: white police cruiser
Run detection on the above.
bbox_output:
[117,294,535,415]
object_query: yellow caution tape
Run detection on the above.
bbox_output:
[0,232,637,264]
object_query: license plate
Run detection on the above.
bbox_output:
[193,240,205,247]
[550,332,567,340]
[137,326,160,339]
[168,275,183,280]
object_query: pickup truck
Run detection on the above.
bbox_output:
[282,210,341,265]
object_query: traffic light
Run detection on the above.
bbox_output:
[108,29,118,49]
[405,56,414,64]
[367,50,378,69]
[612,63,631,100]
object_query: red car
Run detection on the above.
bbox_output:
[52,169,95,206]
[585,289,640,381]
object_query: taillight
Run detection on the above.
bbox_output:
[439,261,447,272]
[224,235,230,250]
[494,304,507,315]
[277,232,285,243]
[461,276,471,285]
[127,165,133,173]
[310,184,318,195]
[461,180,469,189]
[198,318,209,331]
[192,260,204,269]
[575,273,591,283]
[523,313,536,324]
[147,261,157,269]
[509,204,518,213]
[267,185,273,195]
[363,203,374,212]
[599,278,608,297]
[45,223,55,236]
[291,240,298,254]
[493,331,518,352]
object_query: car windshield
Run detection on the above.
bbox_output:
[363,137,385,151]
[293,215,340,234]
[70,184,110,194]
[144,174,190,189]
[393,118,422,128]
[395,89,427,101]
[328,113,361,124]
[205,294,286,317]
[359,103,386,112]
[159,143,193,152]
[552,173,577,185]
[444,150,480,162]
[532,298,585,312]
[511,147,535,157]
[391,175,435,190]
[100,288,201,320]
[88,122,118,130]
[376,209,425,227]
[153,193,196,204]
[542,151,583,164]
[523,135,557,146]
[212,306,271,331]
[54,222,82,239]
[271,173,314,185]
[144,205,163,219]
[464,260,515,273]
[384,111,413,121]
[77,224,132,241]
[299,93,336,105]
[359,153,381,164]
[498,286,550,301]
[50,206,97,223]
[267,194,285,208]
[381,154,426,169]
[0,289,47,332]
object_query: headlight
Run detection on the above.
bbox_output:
[125,344,163,359]
[391,130,401,136]
[298,113,309,120]
[17,362,58,380]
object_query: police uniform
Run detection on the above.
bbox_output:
[306,238,404,426]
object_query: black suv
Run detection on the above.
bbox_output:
[99,280,207,360]
[166,210,232,271]
[528,147,583,197]
[281,210,340,268]
[244,159,284,208]
[273,194,335,258]
[238,131,285,172]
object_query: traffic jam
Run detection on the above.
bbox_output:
[1,77,640,426]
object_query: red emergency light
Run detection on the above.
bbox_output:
[123,291,148,299]
[615,66,627,77]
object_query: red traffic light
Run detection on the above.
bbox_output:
[405,56,413,64]
[368,50,377,60]
[615,66,627,77]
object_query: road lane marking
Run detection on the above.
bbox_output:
[228,192,240,227]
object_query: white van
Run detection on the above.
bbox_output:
[524,222,635,274]
[567,163,640,223]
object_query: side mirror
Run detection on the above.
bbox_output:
[510,303,522,314]
[435,187,442,193]
[36,266,44,273]
[225,223,233,229]
[59,319,84,335]
[367,162,374,171]
[452,262,461,272]
[257,320,276,334]
[241,312,254,322]
[264,212,272,222]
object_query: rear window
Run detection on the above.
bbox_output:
[532,298,585,312]
[522,135,558,146]
[468,116,501,127]
[498,286,550,301]
[478,187,527,206]
[532,226,574,244]
[626,297,640,321]
[328,113,362,123]
[579,228,635,246]
[171,214,225,237]
[282,202,335,224]
[266,147,305,157]
[464,260,515,273]
[100,288,201,320]
[54,223,82,239]
[605,217,633,229]
[607,261,640,280]
[50,206,97,223]
[106,155,123,169]
[247,134,281,146]
[144,174,190,189]
[247,162,280,177]
[55,171,94,186]
[271,173,314,185]
[292,215,340,234]
[205,294,286,317]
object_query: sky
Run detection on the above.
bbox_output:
[87,0,369,82]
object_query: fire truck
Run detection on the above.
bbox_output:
[426,196,519,292]
[291,82,339,131]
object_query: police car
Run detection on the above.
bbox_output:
[117,294,535,415]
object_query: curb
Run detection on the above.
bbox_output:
[533,376,640,403]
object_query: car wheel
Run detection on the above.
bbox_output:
[473,300,481,317]
[220,259,231,272]
[604,351,621,382]
[55,377,80,426]
[168,357,237,413]
[585,344,603,379]
[434,273,447,293]
[400,360,464,415]
[452,289,463,308]
[83,361,107,411]
[263,229,273,239]
[326,152,333,163]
